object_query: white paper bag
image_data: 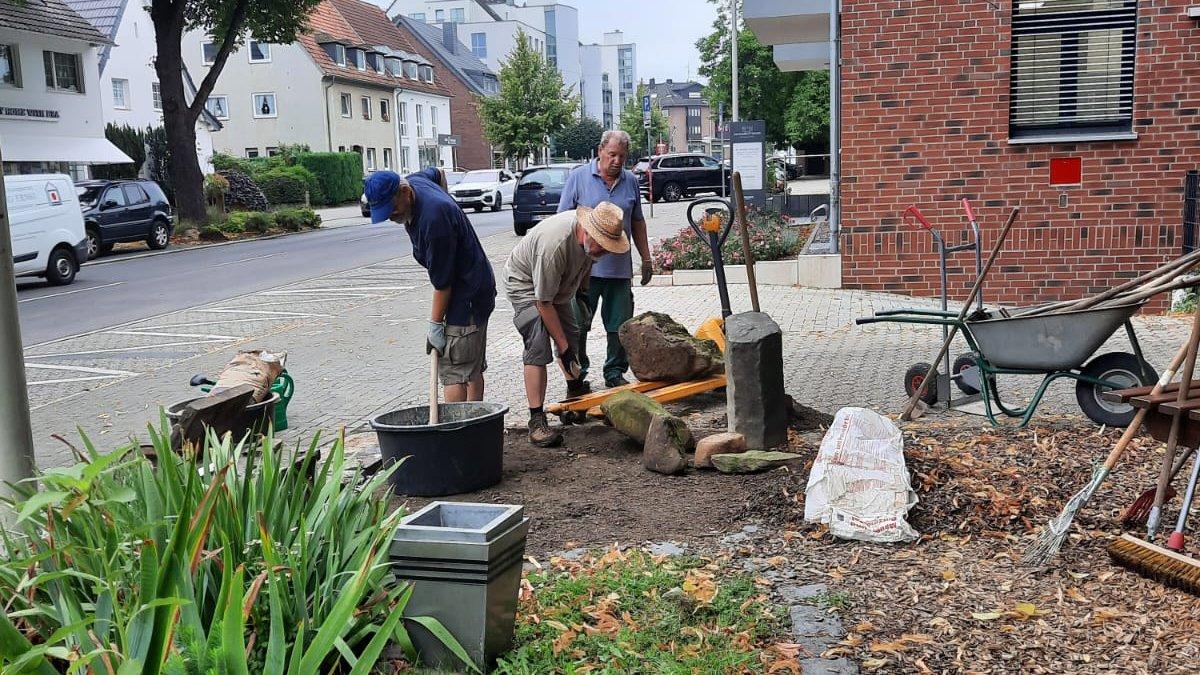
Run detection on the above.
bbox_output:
[804,407,919,543]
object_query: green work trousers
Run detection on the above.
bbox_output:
[574,277,634,385]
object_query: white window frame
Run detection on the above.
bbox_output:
[400,146,410,172]
[152,81,162,110]
[361,96,371,120]
[0,44,20,88]
[411,12,426,21]
[266,146,280,157]
[420,65,433,83]
[415,103,424,138]
[330,43,346,66]
[252,92,277,119]
[206,95,229,120]
[340,92,352,118]
[201,42,217,65]
[403,61,418,79]
[248,41,271,63]
[366,147,377,171]
[450,8,465,23]
[245,147,260,158]
[435,9,444,21]
[471,33,486,59]
[380,98,390,122]
[398,101,408,136]
[383,147,392,169]
[112,78,129,109]
[430,106,438,138]
[43,50,83,93]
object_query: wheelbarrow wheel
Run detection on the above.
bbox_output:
[1076,351,1156,427]
[952,354,981,395]
[903,362,938,405]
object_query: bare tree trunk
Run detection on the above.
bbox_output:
[151,2,207,225]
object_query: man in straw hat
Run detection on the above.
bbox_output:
[505,201,629,447]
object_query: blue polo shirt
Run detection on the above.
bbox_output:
[557,159,643,279]
[405,167,496,327]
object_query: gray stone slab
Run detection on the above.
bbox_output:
[725,312,788,449]
[800,658,859,675]
[779,583,829,603]
[789,604,845,638]
[645,541,686,557]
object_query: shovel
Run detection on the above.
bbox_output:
[429,351,440,425]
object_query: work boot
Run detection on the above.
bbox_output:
[604,376,629,388]
[566,379,592,398]
[528,411,563,447]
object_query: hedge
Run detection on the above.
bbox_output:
[212,209,322,235]
[257,166,323,206]
[274,208,322,231]
[297,152,363,204]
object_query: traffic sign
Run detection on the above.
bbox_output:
[642,94,651,128]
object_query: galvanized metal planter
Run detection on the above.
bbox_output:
[391,502,530,670]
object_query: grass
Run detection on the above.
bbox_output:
[494,548,784,674]
[814,591,852,611]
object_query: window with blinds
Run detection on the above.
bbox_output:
[1010,0,1136,138]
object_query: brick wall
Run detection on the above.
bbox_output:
[839,0,1200,311]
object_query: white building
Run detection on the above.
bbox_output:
[580,30,636,129]
[0,0,132,179]
[384,0,548,79]
[182,0,454,173]
[64,0,222,174]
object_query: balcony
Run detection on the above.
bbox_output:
[743,0,832,72]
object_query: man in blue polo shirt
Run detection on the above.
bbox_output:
[557,129,653,389]
[365,167,496,402]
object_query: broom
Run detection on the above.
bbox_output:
[1119,449,1189,527]
[1108,533,1200,595]
[1021,342,1190,566]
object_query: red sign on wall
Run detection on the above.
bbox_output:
[1049,157,1082,185]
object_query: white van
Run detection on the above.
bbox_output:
[5,173,87,286]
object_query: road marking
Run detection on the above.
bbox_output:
[195,308,331,318]
[132,316,280,331]
[25,363,136,376]
[259,285,416,295]
[18,282,124,304]
[105,330,239,340]
[27,339,231,358]
[27,375,133,386]
[343,232,392,243]
[211,253,279,268]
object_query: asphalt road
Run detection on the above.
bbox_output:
[15,206,514,347]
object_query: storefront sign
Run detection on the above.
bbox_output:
[437,134,461,147]
[730,120,766,207]
[0,107,60,121]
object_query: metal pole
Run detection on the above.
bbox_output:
[730,0,739,122]
[718,101,726,198]
[646,127,653,218]
[828,0,841,254]
[0,149,36,502]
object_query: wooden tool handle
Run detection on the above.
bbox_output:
[1101,343,1190,470]
[1151,304,1200,518]
[429,351,440,425]
[900,207,1021,421]
[732,172,760,313]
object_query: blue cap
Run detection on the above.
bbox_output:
[364,170,402,224]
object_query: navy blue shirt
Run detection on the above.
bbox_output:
[405,168,496,327]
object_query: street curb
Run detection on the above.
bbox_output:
[83,220,370,267]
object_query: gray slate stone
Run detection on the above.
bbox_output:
[725,312,788,449]
[789,604,845,638]
[646,541,686,556]
[800,658,859,675]
[779,583,829,603]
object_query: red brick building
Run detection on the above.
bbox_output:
[749,0,1200,309]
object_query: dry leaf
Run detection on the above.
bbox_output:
[942,568,957,581]
[551,630,576,655]
[863,657,890,670]
[682,569,718,605]
[971,612,1002,621]
[544,620,569,632]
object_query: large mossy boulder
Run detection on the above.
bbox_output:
[618,312,724,383]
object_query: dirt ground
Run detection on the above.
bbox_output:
[392,403,1200,673]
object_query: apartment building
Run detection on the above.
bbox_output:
[646,79,713,154]
[580,30,635,129]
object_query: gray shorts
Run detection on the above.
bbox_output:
[512,303,578,367]
[440,323,488,385]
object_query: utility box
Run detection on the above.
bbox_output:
[391,502,530,669]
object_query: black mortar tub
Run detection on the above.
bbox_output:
[369,402,508,497]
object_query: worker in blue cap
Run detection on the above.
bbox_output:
[364,168,496,402]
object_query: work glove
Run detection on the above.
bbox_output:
[558,345,582,381]
[426,321,447,356]
[640,260,654,286]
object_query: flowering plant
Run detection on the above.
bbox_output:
[651,207,806,272]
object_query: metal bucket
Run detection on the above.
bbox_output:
[967,301,1143,371]
[369,402,508,497]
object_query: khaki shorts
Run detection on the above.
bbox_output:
[440,323,488,386]
[512,303,578,366]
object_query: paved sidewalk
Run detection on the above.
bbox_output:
[28,222,1191,466]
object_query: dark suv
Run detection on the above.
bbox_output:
[512,163,578,236]
[635,153,728,203]
[76,179,174,259]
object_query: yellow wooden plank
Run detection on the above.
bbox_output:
[547,380,669,414]
[586,375,727,417]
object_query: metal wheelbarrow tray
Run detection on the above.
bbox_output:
[857,300,1156,427]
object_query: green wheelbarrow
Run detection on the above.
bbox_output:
[189,370,295,431]
[856,300,1158,428]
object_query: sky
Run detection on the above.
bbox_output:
[572,0,721,85]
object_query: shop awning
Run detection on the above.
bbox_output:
[0,133,134,165]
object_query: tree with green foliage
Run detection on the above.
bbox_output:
[552,116,605,160]
[696,0,829,149]
[618,84,669,153]
[92,124,146,180]
[479,30,577,165]
[150,0,323,224]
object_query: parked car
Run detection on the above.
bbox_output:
[634,152,729,203]
[6,173,87,285]
[512,163,579,236]
[448,169,517,212]
[75,179,173,259]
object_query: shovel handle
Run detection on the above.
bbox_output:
[429,351,440,425]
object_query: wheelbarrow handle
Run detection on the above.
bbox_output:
[961,198,977,223]
[903,205,934,231]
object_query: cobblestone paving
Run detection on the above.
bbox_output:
[28,223,1192,468]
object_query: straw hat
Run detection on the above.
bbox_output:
[577,202,629,254]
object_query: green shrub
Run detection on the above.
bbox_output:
[212,151,251,173]
[651,207,804,272]
[274,207,322,231]
[203,173,229,199]
[258,165,324,206]
[246,211,274,233]
[0,426,474,673]
[297,152,363,204]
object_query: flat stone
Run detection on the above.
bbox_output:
[695,431,746,469]
[742,525,759,534]
[725,312,788,449]
[557,548,588,561]
[711,450,802,474]
[721,532,749,545]
[800,658,859,675]
[789,604,845,638]
[646,541,686,557]
[779,583,829,603]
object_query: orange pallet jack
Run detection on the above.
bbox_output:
[546,317,728,424]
